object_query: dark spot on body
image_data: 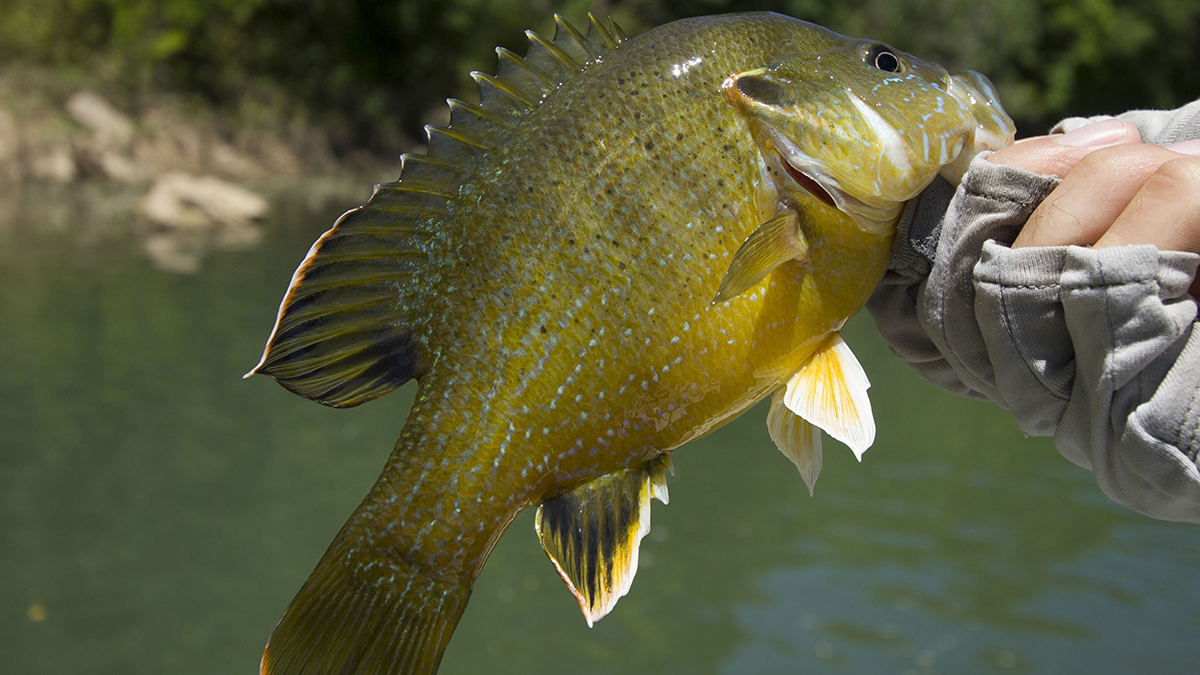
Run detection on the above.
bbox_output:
[618,262,627,270]
[617,78,626,85]
[540,325,547,333]
[644,140,655,151]
[717,179,725,187]
[676,133,684,141]
[605,188,613,195]
[568,238,575,246]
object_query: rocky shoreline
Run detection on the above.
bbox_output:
[0,78,407,273]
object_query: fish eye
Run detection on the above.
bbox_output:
[867,45,902,73]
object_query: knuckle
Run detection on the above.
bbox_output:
[1147,157,1200,198]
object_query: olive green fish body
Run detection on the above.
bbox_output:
[249,12,1014,675]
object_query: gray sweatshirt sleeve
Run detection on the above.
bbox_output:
[866,101,1200,522]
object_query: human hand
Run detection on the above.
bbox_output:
[988,119,1200,253]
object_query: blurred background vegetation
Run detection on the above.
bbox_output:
[2,0,1198,159]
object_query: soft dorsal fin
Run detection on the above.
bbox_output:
[713,209,807,304]
[535,456,671,626]
[247,15,625,407]
[782,333,875,460]
[766,388,823,495]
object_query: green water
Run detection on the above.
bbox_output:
[3,185,1198,675]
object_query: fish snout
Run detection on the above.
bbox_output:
[938,70,1017,184]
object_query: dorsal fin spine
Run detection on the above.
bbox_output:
[586,13,621,51]
[553,14,600,61]
[447,98,514,130]
[609,18,627,41]
[425,124,497,153]
[397,155,467,194]
[525,30,583,73]
[495,46,556,89]
[367,184,451,215]
[394,182,458,199]
[469,71,539,109]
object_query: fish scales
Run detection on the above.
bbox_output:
[249,12,1014,675]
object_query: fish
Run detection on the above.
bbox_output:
[247,12,1014,675]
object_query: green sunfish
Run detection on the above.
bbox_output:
[248,12,1014,674]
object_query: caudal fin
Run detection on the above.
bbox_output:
[261,539,472,675]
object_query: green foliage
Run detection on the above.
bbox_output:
[1,0,1198,150]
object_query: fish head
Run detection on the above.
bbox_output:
[724,32,1015,233]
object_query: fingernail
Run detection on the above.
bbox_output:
[1054,119,1132,147]
[1165,139,1200,156]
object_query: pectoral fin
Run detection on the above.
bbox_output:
[766,388,823,495]
[783,334,875,460]
[713,209,806,304]
[535,456,671,626]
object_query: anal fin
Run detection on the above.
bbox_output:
[713,209,806,304]
[782,333,875,461]
[535,456,671,626]
[767,388,823,495]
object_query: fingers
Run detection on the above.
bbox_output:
[989,118,1141,179]
[984,119,1200,255]
[1096,149,1200,253]
[1012,142,1195,249]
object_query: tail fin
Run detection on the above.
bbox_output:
[261,538,473,675]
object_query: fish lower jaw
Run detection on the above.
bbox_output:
[775,154,898,234]
[762,126,898,235]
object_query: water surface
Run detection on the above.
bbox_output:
[2,185,1197,674]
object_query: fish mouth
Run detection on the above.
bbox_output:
[759,124,899,234]
[778,152,836,208]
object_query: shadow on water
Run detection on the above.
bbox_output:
[1,185,1197,674]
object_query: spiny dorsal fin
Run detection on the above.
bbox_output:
[766,388,823,495]
[713,209,807,304]
[535,455,672,627]
[248,15,624,407]
[782,334,875,460]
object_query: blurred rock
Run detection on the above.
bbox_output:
[0,108,19,184]
[29,145,76,183]
[211,142,264,179]
[139,171,268,229]
[66,91,134,149]
[74,138,150,184]
[259,139,303,176]
[138,171,269,273]
[96,150,149,184]
[143,230,207,274]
